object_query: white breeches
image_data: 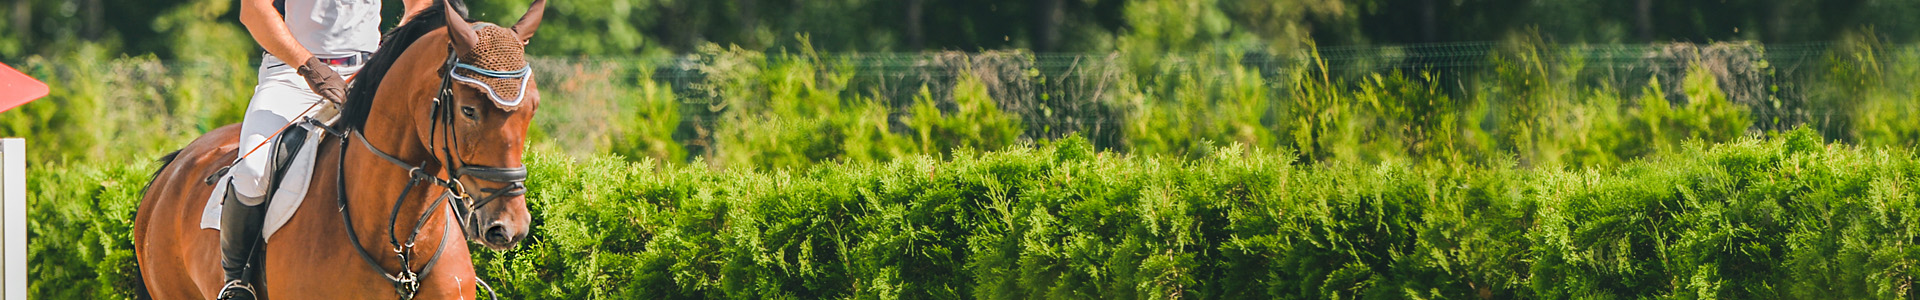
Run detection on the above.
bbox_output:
[229,55,357,202]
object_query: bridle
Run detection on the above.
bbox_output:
[322,39,528,299]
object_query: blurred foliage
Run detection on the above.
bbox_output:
[1809,30,1920,149]
[0,52,249,164]
[9,37,1920,169]
[7,0,1920,60]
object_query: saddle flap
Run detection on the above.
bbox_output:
[200,123,328,241]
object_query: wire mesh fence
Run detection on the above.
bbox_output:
[615,41,1863,148]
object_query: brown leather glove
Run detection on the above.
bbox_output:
[296,57,348,104]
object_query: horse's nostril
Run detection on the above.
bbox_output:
[485,225,510,245]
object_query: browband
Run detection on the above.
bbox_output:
[448,63,532,107]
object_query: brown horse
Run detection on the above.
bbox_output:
[135,1,544,298]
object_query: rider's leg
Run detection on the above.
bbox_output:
[219,58,335,298]
[216,181,267,299]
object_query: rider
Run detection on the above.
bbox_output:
[225,0,430,298]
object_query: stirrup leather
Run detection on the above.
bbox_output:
[217,280,257,300]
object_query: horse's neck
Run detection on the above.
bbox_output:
[335,50,461,274]
[330,126,460,282]
[342,133,447,228]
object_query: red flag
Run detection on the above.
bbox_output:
[0,63,48,113]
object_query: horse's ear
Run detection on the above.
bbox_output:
[445,0,479,54]
[510,0,545,43]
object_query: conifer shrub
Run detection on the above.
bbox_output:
[461,130,1920,299]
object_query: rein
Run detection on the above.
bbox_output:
[322,41,526,300]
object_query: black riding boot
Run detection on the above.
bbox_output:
[218,183,268,300]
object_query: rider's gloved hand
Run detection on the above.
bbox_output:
[296,57,348,105]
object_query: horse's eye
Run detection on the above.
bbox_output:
[461,106,478,120]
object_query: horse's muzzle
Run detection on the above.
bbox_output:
[481,220,526,250]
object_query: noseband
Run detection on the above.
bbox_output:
[325,41,527,299]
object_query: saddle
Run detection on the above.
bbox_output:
[199,119,329,240]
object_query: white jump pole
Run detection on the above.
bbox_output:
[2,138,23,300]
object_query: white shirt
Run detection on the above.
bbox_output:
[282,0,382,57]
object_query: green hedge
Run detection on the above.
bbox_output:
[34,129,1920,299]
[27,151,152,299]
[433,130,1918,299]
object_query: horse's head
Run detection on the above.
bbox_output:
[430,0,544,251]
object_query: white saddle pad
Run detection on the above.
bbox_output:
[199,121,327,241]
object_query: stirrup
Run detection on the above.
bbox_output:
[216,280,257,300]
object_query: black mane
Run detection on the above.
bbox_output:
[337,0,469,130]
